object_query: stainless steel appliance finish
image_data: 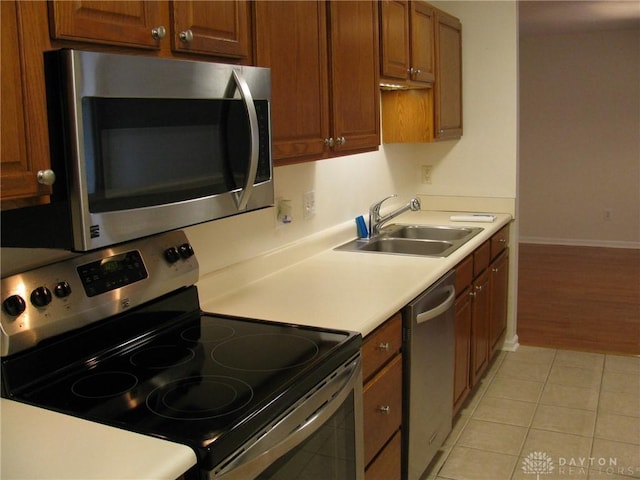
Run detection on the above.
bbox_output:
[1,231,363,479]
[1,49,273,252]
[402,270,456,480]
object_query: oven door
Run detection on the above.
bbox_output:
[212,354,364,480]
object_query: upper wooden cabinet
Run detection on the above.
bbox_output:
[256,1,380,164]
[379,0,434,86]
[434,9,462,140]
[48,0,252,61]
[1,1,52,207]
[380,5,462,143]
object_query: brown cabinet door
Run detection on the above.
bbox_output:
[1,1,51,204]
[453,288,472,415]
[365,429,401,480]
[49,0,163,49]
[409,1,435,84]
[329,0,381,154]
[434,10,462,140]
[489,250,509,355]
[470,269,490,385]
[255,1,330,163]
[171,1,251,60]
[379,0,410,81]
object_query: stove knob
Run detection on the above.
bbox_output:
[3,295,26,317]
[164,246,180,264]
[54,281,72,298]
[30,286,52,307]
[178,243,194,259]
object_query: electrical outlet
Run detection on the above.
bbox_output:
[421,165,433,184]
[303,191,316,218]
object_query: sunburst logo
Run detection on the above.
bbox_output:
[522,451,555,479]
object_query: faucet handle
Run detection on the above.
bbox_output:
[369,194,397,213]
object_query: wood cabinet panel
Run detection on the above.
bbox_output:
[473,241,491,277]
[455,255,473,294]
[365,429,401,480]
[49,0,163,49]
[1,1,52,205]
[171,1,251,60]
[363,354,402,467]
[434,9,462,140]
[409,1,435,84]
[379,0,410,80]
[255,1,329,161]
[453,288,472,415]
[490,225,509,259]
[362,313,402,383]
[470,269,490,385]
[489,250,509,354]
[329,0,381,154]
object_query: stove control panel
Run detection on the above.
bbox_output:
[1,230,199,357]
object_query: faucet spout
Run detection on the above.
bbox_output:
[368,195,421,237]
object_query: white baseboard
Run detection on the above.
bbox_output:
[501,334,520,352]
[519,236,640,249]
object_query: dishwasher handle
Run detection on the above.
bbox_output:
[416,286,456,324]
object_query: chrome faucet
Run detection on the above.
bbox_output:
[368,194,421,237]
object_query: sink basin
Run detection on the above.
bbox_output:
[382,224,482,242]
[358,238,453,256]
[335,224,484,257]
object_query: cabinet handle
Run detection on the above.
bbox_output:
[475,285,483,292]
[324,137,334,148]
[499,238,507,244]
[179,29,194,43]
[469,291,476,298]
[377,342,390,352]
[492,267,499,273]
[151,26,166,40]
[378,405,391,415]
[335,136,346,146]
[36,169,56,186]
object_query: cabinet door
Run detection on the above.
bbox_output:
[255,1,329,163]
[489,250,509,355]
[1,1,51,204]
[379,0,410,81]
[328,0,381,154]
[49,0,163,49]
[470,269,490,385]
[434,10,462,140]
[171,1,251,60]
[409,1,435,84]
[453,288,472,415]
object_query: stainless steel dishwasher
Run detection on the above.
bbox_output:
[402,270,456,480]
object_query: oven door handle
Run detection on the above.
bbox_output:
[231,68,259,211]
[213,355,363,480]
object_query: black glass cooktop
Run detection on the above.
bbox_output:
[1,286,361,470]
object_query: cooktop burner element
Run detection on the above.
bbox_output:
[72,371,139,399]
[211,333,319,371]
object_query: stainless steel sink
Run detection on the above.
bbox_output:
[335,224,483,257]
[358,238,453,256]
[382,224,482,242]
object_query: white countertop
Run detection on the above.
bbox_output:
[0,210,511,479]
[0,398,197,480]
[200,210,512,337]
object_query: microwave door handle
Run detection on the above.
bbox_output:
[231,69,259,211]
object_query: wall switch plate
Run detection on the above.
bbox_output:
[421,165,433,184]
[303,191,316,218]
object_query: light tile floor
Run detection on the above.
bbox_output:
[425,346,640,480]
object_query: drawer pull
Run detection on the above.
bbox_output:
[378,405,391,415]
[377,342,391,352]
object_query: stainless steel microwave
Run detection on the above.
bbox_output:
[2,49,273,252]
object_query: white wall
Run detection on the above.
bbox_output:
[519,28,640,247]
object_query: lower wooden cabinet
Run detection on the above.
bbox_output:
[453,225,510,415]
[362,313,402,480]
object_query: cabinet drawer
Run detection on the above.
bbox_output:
[365,429,401,480]
[473,240,491,276]
[454,255,473,295]
[491,225,509,259]
[363,313,402,383]
[363,354,403,467]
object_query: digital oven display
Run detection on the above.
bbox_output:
[77,251,148,297]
